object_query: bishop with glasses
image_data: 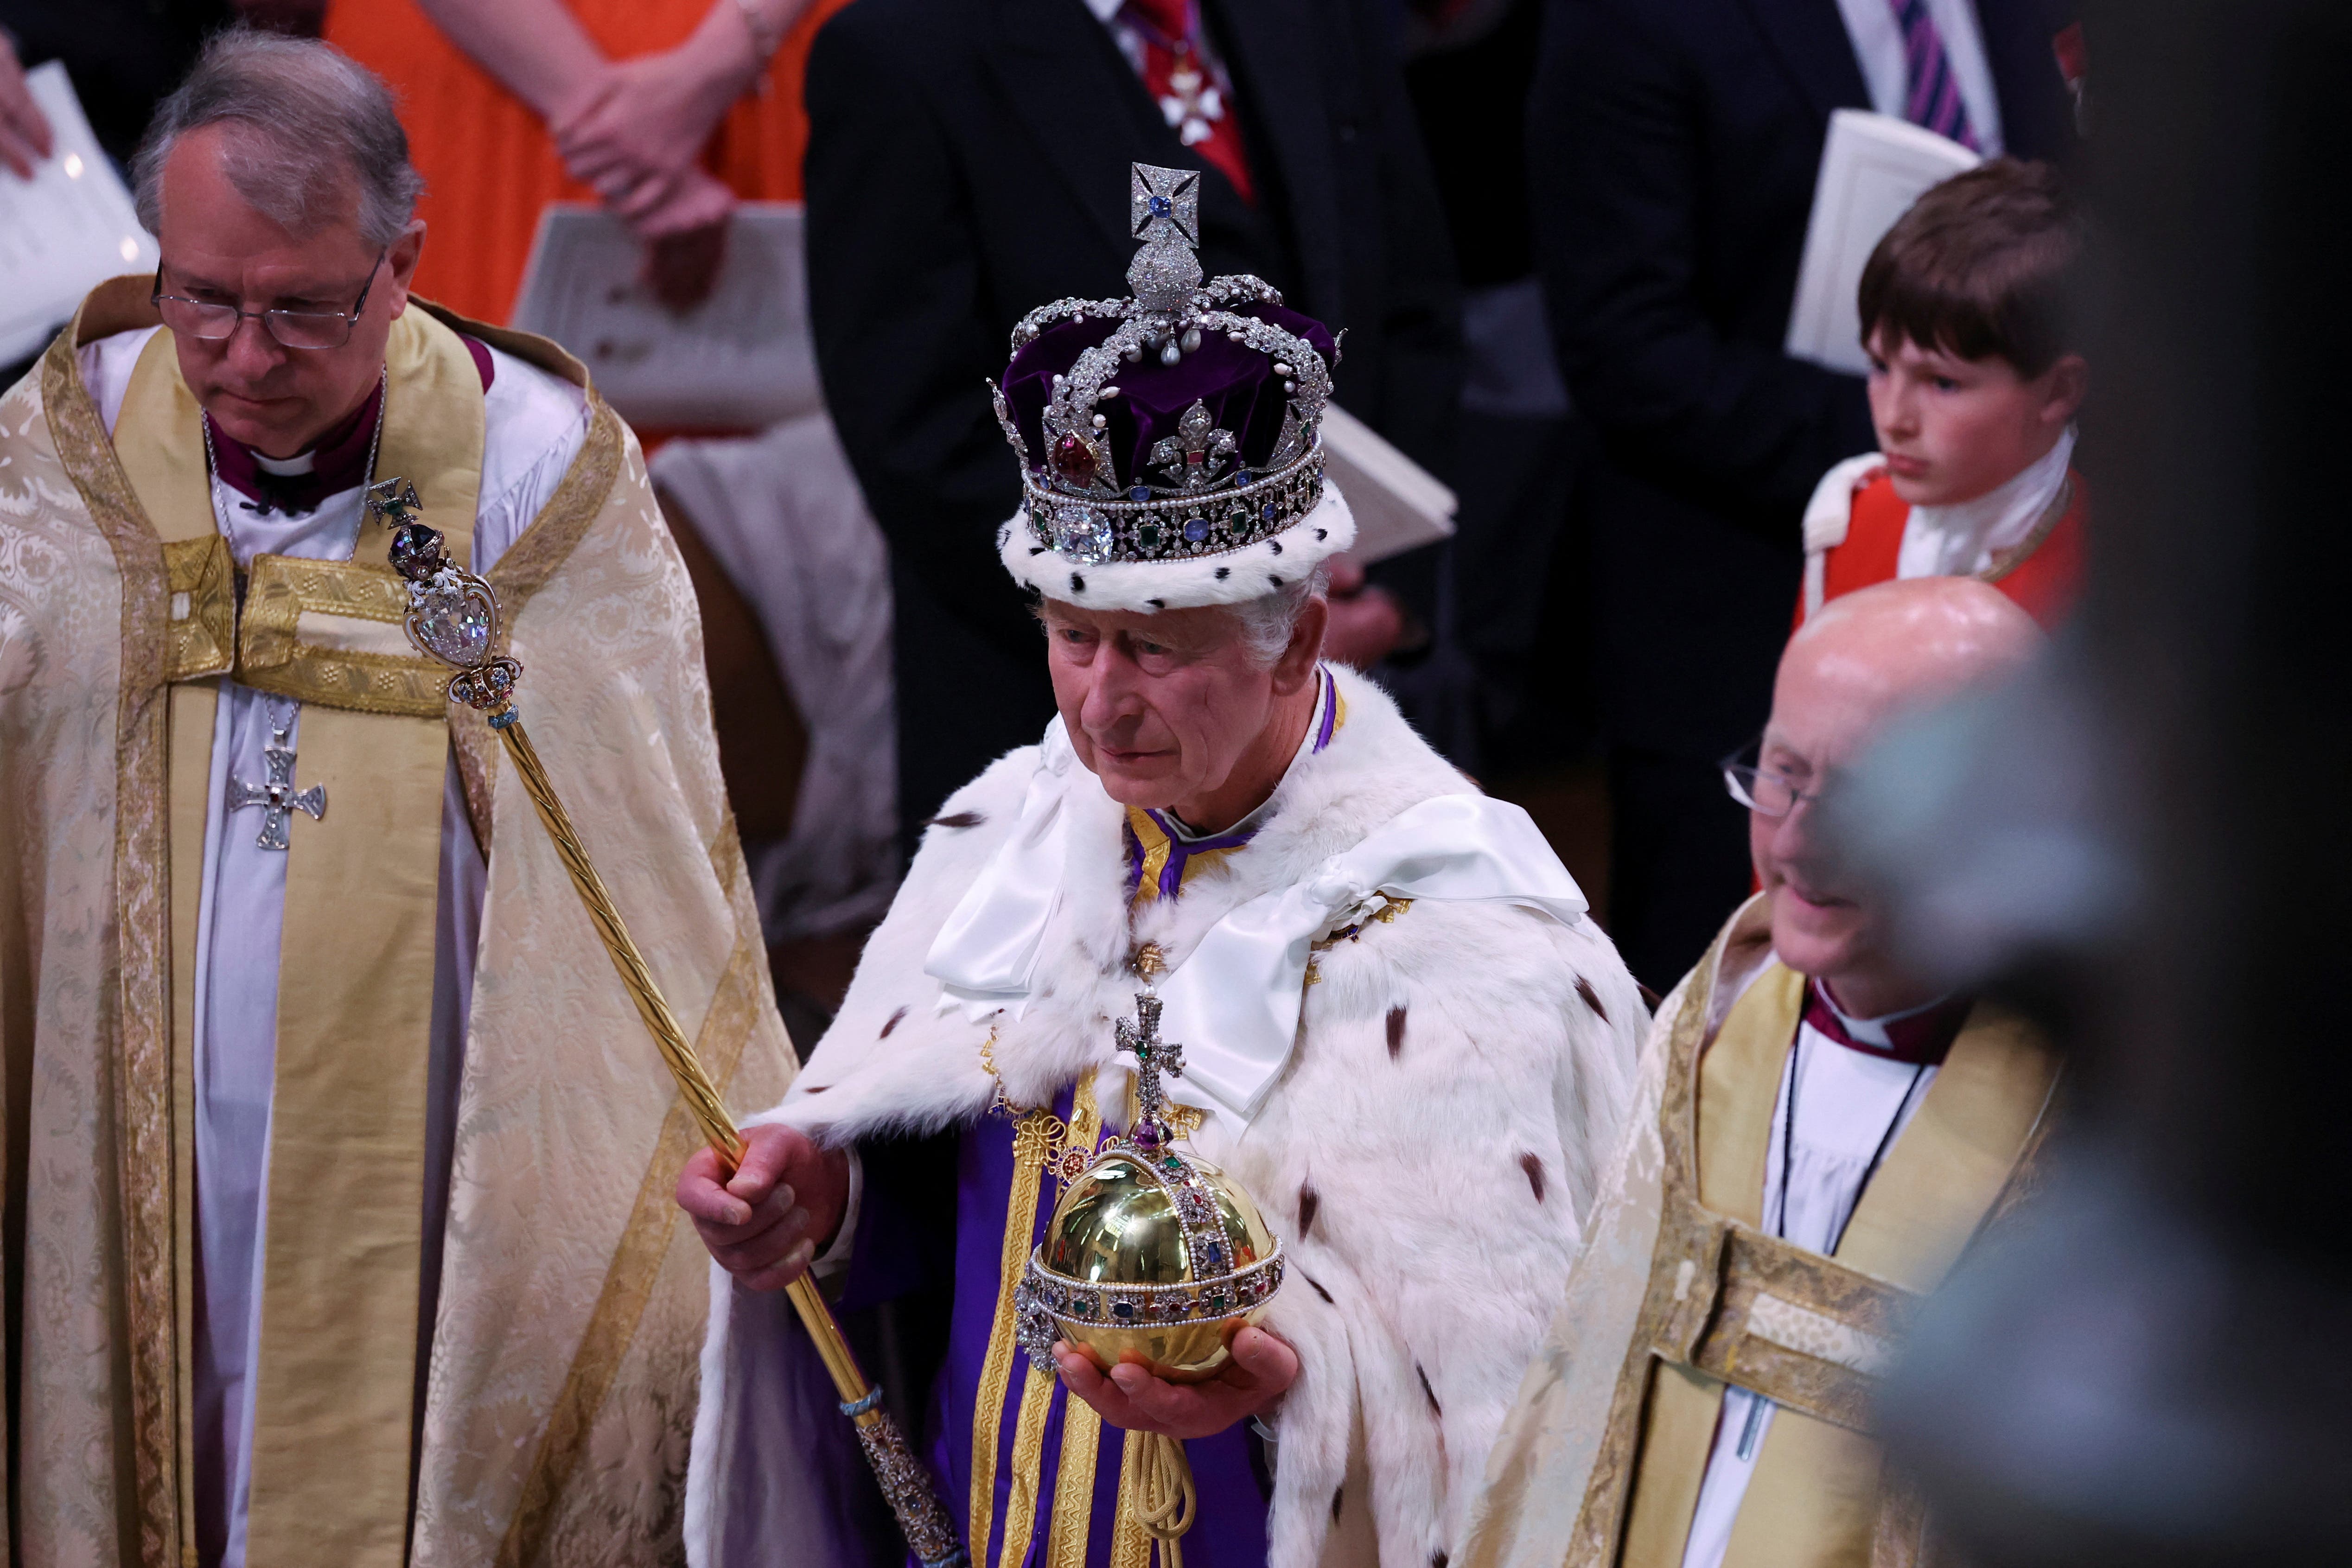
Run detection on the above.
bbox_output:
[0,32,794,1568]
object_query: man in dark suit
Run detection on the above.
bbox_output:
[805,0,1461,847]
[1528,0,2079,993]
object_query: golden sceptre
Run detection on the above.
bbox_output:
[372,478,967,1568]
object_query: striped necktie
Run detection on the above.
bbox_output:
[1886,0,1982,152]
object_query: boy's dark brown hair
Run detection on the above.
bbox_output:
[1857,158,2082,378]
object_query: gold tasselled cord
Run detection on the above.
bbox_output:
[1132,1431,1198,1568]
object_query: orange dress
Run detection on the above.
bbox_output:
[1794,468,2089,632]
[326,0,853,324]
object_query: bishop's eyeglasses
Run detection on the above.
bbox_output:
[1721,737,1824,818]
[150,251,387,351]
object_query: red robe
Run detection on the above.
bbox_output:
[1794,467,2089,632]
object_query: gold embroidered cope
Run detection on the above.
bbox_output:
[1569,924,2060,1568]
[3,274,793,1568]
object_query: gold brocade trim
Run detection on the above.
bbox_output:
[1039,1077,1105,1563]
[496,898,769,1568]
[160,536,232,680]
[1124,805,1247,909]
[41,299,185,1568]
[452,392,628,851]
[969,1106,1052,1562]
[1870,1468,1933,1568]
[1048,1402,1105,1568]
[1562,923,1731,1568]
[999,1373,1059,1568]
[236,554,453,717]
[483,393,628,618]
[166,682,215,1561]
[978,1075,1104,1568]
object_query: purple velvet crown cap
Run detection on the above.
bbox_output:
[1001,302,1338,496]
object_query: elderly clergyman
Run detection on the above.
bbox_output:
[0,32,793,1568]
[679,166,1644,1568]
[1463,578,2058,1568]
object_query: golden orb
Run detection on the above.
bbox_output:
[1013,995,1286,1383]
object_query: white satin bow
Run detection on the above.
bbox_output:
[927,765,1589,1128]
[1157,793,1587,1124]
[926,718,1077,1018]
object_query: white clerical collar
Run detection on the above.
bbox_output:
[1897,424,2075,580]
[1162,664,1335,844]
[253,448,319,476]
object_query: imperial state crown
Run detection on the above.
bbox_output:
[1014,990,1285,1383]
[992,162,1355,613]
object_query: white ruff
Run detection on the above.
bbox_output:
[996,481,1358,612]
[688,666,1648,1568]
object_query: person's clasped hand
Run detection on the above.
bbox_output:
[1052,1327,1300,1440]
[1319,552,1410,671]
[549,10,761,234]
[0,30,57,180]
[676,1122,853,1291]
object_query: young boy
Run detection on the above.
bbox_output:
[1797,158,2090,628]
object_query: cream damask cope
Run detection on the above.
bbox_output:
[0,304,797,1568]
[412,416,799,1568]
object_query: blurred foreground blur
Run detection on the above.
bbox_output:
[1829,2,2352,1558]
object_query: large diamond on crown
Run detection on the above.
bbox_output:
[1052,504,1115,565]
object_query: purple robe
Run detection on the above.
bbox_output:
[911,1081,1269,1568]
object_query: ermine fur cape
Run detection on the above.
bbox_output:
[688,665,1645,1567]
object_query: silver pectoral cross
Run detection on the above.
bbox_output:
[228,707,326,851]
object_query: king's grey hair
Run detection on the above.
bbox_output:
[1228,565,1331,668]
[134,30,424,250]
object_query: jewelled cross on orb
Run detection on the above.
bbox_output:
[1116,991,1187,1154]
[227,709,324,850]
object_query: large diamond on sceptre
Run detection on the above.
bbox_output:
[367,478,969,1568]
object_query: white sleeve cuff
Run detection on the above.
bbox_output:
[809,1146,864,1282]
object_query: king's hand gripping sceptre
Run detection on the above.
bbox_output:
[371,478,968,1568]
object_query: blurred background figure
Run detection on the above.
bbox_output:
[0,0,301,384]
[325,0,843,316]
[1398,0,1613,914]
[1848,4,2352,1560]
[1797,157,2089,633]
[1526,0,2083,994]
[800,0,1463,851]
[1401,0,1593,772]
[328,0,901,1021]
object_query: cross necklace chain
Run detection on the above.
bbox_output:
[210,372,386,851]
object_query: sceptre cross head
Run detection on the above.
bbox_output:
[369,478,453,585]
[1115,991,1186,1154]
